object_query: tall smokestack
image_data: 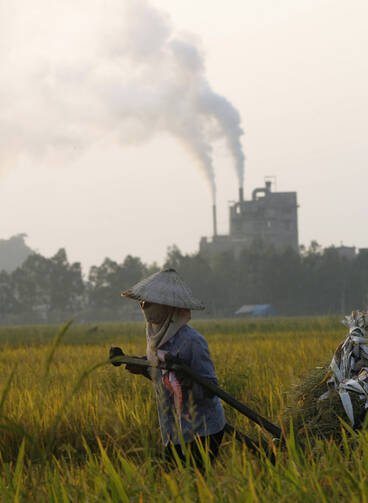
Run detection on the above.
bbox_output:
[239,187,244,203]
[212,204,218,237]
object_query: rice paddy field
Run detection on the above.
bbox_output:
[0,316,367,502]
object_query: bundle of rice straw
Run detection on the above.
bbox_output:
[285,311,368,441]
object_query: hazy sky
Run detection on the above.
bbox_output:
[1,0,367,272]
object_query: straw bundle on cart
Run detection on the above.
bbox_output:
[285,311,368,440]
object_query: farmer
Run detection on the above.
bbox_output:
[113,268,226,468]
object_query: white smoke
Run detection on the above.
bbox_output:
[0,0,245,200]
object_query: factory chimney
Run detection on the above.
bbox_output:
[212,204,218,237]
[239,187,244,203]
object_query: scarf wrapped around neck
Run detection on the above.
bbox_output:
[145,308,191,364]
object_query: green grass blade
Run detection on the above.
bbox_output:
[13,437,25,503]
[43,319,74,381]
[0,364,17,418]
[97,438,130,503]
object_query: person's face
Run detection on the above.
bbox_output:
[140,301,171,324]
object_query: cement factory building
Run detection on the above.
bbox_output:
[200,181,298,258]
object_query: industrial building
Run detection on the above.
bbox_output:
[200,181,299,258]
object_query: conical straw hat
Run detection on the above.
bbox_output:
[122,268,205,310]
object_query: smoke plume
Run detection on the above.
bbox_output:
[0,0,245,200]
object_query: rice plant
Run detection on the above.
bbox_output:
[0,316,366,502]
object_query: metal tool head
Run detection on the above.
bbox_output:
[109,346,124,366]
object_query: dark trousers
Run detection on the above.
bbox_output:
[164,429,224,470]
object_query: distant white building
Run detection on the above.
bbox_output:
[335,245,356,261]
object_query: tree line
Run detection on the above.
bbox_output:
[1,241,367,324]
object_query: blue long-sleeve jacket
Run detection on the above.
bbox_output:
[151,324,226,445]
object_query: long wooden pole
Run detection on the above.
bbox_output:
[110,355,282,439]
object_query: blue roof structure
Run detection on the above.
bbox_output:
[235,304,276,318]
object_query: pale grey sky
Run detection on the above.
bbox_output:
[0,0,367,272]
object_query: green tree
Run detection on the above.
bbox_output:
[88,255,147,314]
[0,271,19,317]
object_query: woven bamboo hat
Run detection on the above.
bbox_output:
[122,268,205,310]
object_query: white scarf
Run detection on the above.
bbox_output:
[145,308,191,364]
